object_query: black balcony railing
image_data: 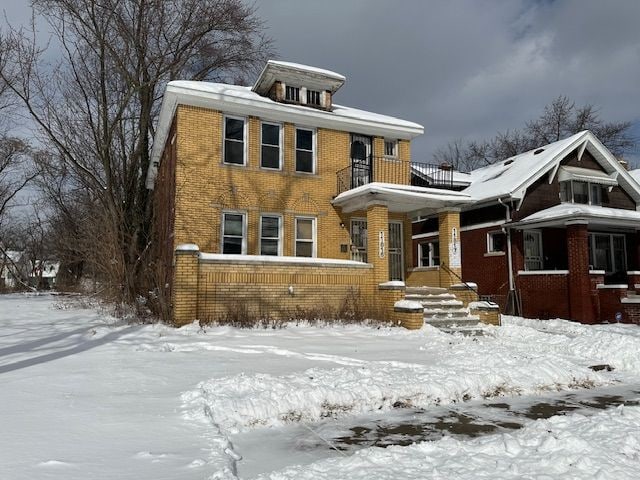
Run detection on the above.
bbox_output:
[336,156,454,195]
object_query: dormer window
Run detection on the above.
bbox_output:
[285,85,299,102]
[560,180,604,206]
[307,90,320,106]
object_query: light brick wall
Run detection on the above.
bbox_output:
[438,209,462,287]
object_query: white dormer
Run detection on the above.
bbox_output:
[252,60,345,111]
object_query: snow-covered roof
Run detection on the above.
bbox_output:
[252,60,345,95]
[628,169,640,184]
[462,131,640,204]
[147,81,423,189]
[510,203,640,229]
[332,182,472,214]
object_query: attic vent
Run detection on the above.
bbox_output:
[534,148,545,155]
[503,159,514,166]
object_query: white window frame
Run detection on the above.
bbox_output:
[223,115,247,166]
[589,233,627,273]
[487,230,506,254]
[221,211,247,255]
[384,139,398,159]
[418,240,439,267]
[295,127,316,174]
[560,180,604,206]
[295,216,317,258]
[259,214,282,256]
[260,121,282,170]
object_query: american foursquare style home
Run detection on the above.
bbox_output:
[147,60,640,327]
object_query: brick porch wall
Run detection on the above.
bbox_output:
[517,272,570,320]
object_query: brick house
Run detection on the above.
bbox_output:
[412,130,640,324]
[147,60,479,326]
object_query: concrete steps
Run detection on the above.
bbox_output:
[406,285,484,332]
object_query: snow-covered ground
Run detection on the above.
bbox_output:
[1,293,640,479]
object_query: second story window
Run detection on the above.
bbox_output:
[285,85,299,102]
[296,128,315,173]
[384,139,397,158]
[261,122,281,169]
[560,181,604,206]
[307,89,321,106]
[224,116,245,165]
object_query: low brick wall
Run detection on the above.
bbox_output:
[406,267,440,287]
[517,271,570,320]
[194,254,377,323]
[596,285,628,323]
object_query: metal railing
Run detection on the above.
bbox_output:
[336,156,454,195]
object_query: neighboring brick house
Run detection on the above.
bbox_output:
[412,130,640,324]
[147,60,472,325]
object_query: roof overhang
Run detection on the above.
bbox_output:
[508,204,640,230]
[252,60,346,95]
[557,166,618,186]
[332,183,473,214]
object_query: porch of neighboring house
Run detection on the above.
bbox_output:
[508,207,640,324]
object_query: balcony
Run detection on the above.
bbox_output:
[336,156,454,196]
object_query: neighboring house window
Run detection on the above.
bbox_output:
[222,212,246,254]
[307,89,321,106]
[419,241,439,267]
[384,139,397,158]
[224,116,245,165]
[560,181,603,206]
[295,217,316,257]
[524,231,543,270]
[296,128,315,173]
[589,233,626,273]
[261,122,281,169]
[260,215,281,256]
[487,231,506,253]
[285,85,299,102]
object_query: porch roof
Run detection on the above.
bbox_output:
[332,182,472,214]
[509,203,640,230]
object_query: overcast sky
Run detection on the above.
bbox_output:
[2,0,639,165]
[256,0,640,165]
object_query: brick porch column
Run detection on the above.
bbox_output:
[366,201,389,284]
[172,244,200,326]
[438,208,461,288]
[566,222,595,324]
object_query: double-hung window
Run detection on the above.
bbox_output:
[524,231,543,270]
[295,217,316,257]
[384,139,397,158]
[261,122,281,169]
[224,116,245,165]
[419,241,439,267]
[589,233,626,273]
[260,215,282,256]
[296,128,315,173]
[222,212,246,254]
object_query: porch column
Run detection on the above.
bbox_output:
[438,208,461,288]
[366,201,389,284]
[566,221,595,324]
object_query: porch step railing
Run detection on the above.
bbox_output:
[336,156,454,195]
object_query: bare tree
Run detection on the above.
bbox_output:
[0,0,273,304]
[435,96,637,171]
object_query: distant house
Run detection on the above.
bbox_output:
[412,131,640,324]
[29,260,60,289]
[0,250,27,289]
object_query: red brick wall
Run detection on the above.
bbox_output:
[517,273,570,319]
[597,287,627,323]
[567,223,595,323]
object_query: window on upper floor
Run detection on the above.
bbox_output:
[487,231,506,253]
[222,211,246,254]
[306,89,321,106]
[419,241,439,267]
[295,217,316,257]
[260,215,282,256]
[560,181,604,206]
[384,139,397,158]
[223,116,245,165]
[295,128,315,173]
[285,85,300,102]
[261,122,281,169]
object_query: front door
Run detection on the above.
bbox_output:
[350,134,372,188]
[388,221,403,281]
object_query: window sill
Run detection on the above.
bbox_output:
[411,266,439,272]
[484,251,505,257]
[517,270,569,275]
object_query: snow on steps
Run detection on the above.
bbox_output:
[406,286,483,332]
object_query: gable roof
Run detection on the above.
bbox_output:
[462,130,640,205]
